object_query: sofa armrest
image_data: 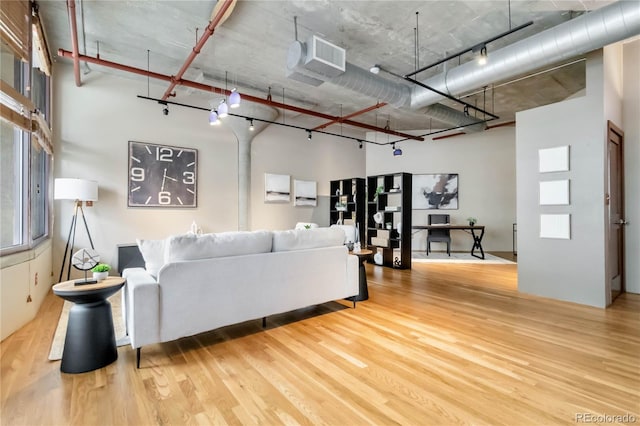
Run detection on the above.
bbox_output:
[347,254,359,296]
[122,268,160,348]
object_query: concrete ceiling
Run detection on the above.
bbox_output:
[39,0,617,135]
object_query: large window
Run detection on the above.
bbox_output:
[0,2,53,255]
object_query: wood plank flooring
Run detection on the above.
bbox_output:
[1,261,639,425]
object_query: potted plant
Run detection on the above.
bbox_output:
[373,185,384,200]
[467,217,478,227]
[92,263,111,282]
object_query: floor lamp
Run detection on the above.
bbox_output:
[55,178,99,282]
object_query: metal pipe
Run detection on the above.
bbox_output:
[312,102,387,131]
[161,0,235,100]
[66,0,81,86]
[57,49,423,141]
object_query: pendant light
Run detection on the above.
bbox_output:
[209,109,220,126]
[229,88,241,108]
[217,100,229,118]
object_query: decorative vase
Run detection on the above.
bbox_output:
[93,271,108,282]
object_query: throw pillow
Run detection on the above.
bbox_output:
[136,238,166,278]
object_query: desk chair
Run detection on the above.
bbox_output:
[427,214,451,256]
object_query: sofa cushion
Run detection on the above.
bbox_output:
[136,238,166,278]
[330,224,356,243]
[272,227,345,252]
[164,230,273,262]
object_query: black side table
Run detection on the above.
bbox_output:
[52,277,125,374]
[349,249,373,301]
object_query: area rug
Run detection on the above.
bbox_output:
[412,251,515,264]
[48,292,129,361]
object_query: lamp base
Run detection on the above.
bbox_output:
[74,278,98,286]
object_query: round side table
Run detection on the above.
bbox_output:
[52,277,125,374]
[349,249,373,301]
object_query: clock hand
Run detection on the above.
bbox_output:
[164,175,178,182]
[161,168,167,192]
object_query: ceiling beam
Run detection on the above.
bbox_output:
[57,49,424,141]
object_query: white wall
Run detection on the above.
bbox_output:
[52,63,365,275]
[623,39,640,294]
[366,127,516,252]
[0,241,52,340]
[516,48,631,308]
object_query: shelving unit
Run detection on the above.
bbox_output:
[367,172,412,269]
[329,178,366,244]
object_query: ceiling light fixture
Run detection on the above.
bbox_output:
[359,140,363,149]
[369,64,380,74]
[209,109,220,126]
[392,143,402,156]
[229,88,241,108]
[217,100,228,118]
[248,118,255,131]
[307,130,312,141]
[476,45,488,65]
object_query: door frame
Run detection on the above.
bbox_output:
[607,120,625,304]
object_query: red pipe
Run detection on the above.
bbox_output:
[431,120,515,140]
[57,49,424,141]
[312,102,387,131]
[161,0,235,100]
[67,0,81,86]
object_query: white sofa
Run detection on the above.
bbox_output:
[121,228,359,367]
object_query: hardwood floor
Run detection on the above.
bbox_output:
[2,262,639,425]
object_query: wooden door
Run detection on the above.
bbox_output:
[607,121,625,302]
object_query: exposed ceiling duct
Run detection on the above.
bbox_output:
[410,0,640,109]
[286,1,639,134]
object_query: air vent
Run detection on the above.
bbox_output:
[304,35,345,77]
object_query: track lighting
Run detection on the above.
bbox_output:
[229,88,241,108]
[217,100,229,118]
[248,118,255,131]
[392,143,402,156]
[359,140,363,149]
[473,44,488,65]
[307,130,312,141]
[369,64,380,74]
[162,106,169,116]
[209,109,220,126]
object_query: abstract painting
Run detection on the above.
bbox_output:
[294,180,317,206]
[264,173,290,202]
[412,174,459,210]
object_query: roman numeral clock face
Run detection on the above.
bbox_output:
[128,141,197,207]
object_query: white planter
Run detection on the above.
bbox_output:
[93,271,109,282]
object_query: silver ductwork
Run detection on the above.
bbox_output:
[410,0,640,109]
[329,63,410,108]
[424,104,487,133]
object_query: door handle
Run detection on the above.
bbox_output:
[618,219,629,225]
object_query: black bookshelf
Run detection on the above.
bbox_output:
[366,172,412,269]
[329,178,366,243]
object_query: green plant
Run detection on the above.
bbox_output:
[304,224,311,229]
[92,263,111,273]
[373,185,384,200]
[467,217,478,225]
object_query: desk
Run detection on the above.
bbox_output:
[52,277,125,373]
[412,225,486,259]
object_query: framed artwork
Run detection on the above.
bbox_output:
[412,174,458,210]
[264,173,290,202]
[540,214,571,239]
[128,141,197,207]
[539,146,569,173]
[539,180,570,205]
[294,180,317,206]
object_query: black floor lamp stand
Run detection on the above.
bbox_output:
[58,201,95,282]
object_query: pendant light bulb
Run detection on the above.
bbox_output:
[249,119,255,131]
[217,100,229,118]
[229,89,241,108]
[209,109,220,126]
[307,130,312,141]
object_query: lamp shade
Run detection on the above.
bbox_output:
[229,90,241,108]
[54,178,98,201]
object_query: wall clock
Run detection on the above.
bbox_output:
[128,141,198,207]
